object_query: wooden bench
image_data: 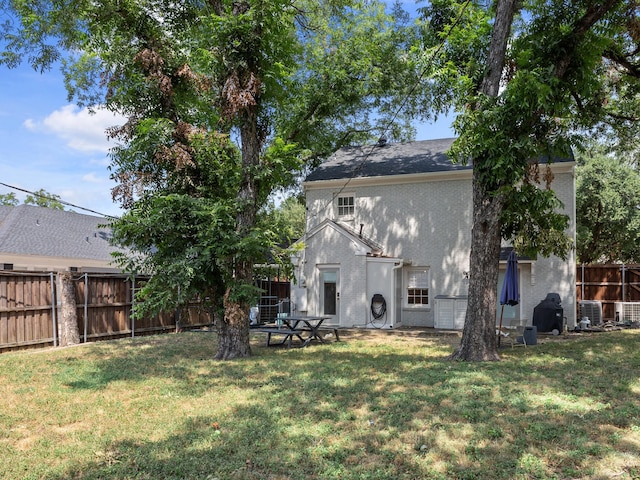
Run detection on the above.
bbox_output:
[253,327,305,348]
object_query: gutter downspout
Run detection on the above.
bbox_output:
[392,261,404,327]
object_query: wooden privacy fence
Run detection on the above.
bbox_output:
[2,265,635,350]
[576,264,640,320]
[0,271,212,352]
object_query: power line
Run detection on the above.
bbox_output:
[0,182,119,219]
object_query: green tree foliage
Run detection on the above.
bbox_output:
[264,196,306,248]
[110,132,241,325]
[0,189,65,208]
[0,192,19,206]
[2,0,419,358]
[254,195,306,280]
[24,188,65,210]
[576,147,640,264]
[418,0,640,360]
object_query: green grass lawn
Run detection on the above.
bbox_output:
[0,329,639,480]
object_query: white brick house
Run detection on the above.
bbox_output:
[290,138,577,330]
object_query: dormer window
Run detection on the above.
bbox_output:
[337,194,354,217]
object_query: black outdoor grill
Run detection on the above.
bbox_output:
[532,293,564,333]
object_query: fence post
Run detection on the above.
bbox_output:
[57,272,80,347]
[83,273,89,343]
[50,272,58,347]
[131,276,136,338]
[622,264,626,302]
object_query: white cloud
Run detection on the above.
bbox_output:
[82,172,107,183]
[90,157,112,167]
[25,105,126,153]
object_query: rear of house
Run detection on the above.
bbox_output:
[290,138,577,331]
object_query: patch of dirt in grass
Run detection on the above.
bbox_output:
[10,425,36,452]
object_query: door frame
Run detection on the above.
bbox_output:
[318,265,340,325]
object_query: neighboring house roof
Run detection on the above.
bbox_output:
[305,138,574,182]
[0,205,119,269]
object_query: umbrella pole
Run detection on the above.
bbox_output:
[498,305,505,347]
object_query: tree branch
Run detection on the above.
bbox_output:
[553,0,622,79]
[604,47,640,79]
[606,111,640,122]
[480,0,516,97]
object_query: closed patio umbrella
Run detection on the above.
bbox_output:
[498,250,519,346]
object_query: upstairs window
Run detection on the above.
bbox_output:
[337,194,355,217]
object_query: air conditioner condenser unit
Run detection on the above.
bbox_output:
[579,300,603,325]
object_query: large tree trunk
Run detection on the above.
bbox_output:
[450,0,516,361]
[450,172,503,361]
[216,289,252,360]
[214,97,261,360]
[57,272,80,347]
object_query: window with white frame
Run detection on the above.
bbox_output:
[405,267,430,308]
[337,194,355,217]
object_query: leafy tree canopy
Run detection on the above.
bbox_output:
[416,0,639,361]
[418,0,639,259]
[0,189,65,209]
[0,192,19,206]
[1,0,423,358]
[24,188,65,210]
[576,144,640,264]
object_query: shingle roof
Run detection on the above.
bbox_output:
[305,138,574,182]
[0,205,118,262]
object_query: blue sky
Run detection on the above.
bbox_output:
[1,62,127,217]
[0,4,455,219]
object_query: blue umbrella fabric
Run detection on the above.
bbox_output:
[500,250,520,307]
[498,250,519,346]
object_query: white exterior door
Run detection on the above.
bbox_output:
[320,268,340,325]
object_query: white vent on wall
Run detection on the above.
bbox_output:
[579,300,603,325]
[614,302,640,323]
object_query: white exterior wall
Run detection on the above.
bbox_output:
[301,165,576,329]
[366,257,401,328]
[291,224,370,327]
[524,169,577,329]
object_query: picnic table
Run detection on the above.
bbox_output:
[253,315,340,348]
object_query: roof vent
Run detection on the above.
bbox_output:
[376,136,387,147]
